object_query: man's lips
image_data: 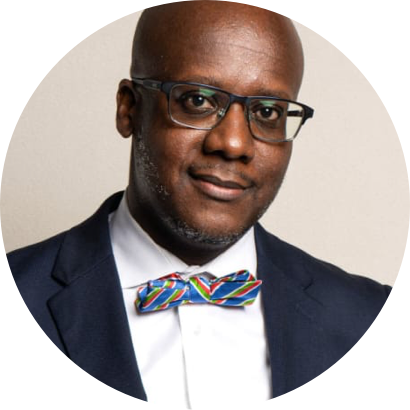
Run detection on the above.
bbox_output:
[189,169,254,201]
[193,174,247,189]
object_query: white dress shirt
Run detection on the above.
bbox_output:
[109,194,271,409]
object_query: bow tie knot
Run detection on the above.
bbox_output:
[135,270,262,312]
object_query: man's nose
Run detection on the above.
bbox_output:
[202,103,255,163]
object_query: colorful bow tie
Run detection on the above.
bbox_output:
[135,270,262,313]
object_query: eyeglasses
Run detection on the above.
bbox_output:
[132,78,314,143]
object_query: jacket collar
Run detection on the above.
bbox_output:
[51,192,123,286]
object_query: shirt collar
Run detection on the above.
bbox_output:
[109,193,257,289]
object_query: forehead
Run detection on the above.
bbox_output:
[164,34,297,97]
[134,6,303,98]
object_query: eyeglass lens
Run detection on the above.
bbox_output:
[168,84,305,141]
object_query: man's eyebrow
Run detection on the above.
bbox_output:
[251,88,292,100]
[178,75,292,99]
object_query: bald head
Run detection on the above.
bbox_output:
[131,1,304,97]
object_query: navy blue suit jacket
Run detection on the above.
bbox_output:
[8,192,391,401]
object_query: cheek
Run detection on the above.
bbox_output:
[138,127,201,194]
[254,143,292,190]
[137,97,205,190]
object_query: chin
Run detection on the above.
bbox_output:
[164,214,250,247]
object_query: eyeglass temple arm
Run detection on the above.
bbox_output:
[302,106,315,125]
[288,107,314,124]
[132,78,162,91]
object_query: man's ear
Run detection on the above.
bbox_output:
[116,79,139,138]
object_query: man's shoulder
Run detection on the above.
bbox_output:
[7,193,123,300]
[6,231,69,334]
[8,231,68,298]
[255,223,391,315]
[7,192,123,277]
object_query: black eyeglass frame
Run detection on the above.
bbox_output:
[132,78,314,142]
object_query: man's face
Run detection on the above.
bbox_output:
[119,10,302,259]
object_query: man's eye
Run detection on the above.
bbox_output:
[179,91,217,113]
[253,105,283,122]
[189,95,207,107]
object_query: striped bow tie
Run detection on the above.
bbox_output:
[135,270,262,313]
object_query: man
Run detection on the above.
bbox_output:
[8,1,390,408]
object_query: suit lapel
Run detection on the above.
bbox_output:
[47,193,147,400]
[255,224,329,398]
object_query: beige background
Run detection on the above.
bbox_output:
[1,11,408,286]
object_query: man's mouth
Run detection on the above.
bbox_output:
[188,168,253,201]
